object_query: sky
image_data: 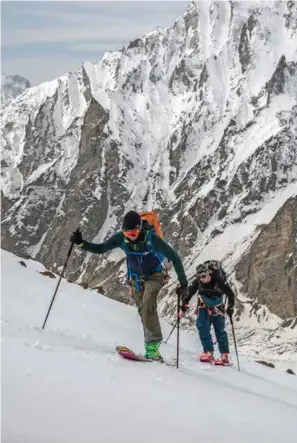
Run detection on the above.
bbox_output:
[1,1,189,86]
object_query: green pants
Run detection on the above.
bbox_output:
[131,273,164,344]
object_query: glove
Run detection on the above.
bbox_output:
[180,303,189,314]
[176,285,189,316]
[226,306,234,319]
[175,285,182,296]
[175,284,189,300]
[70,229,83,246]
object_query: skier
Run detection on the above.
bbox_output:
[177,261,235,365]
[70,211,188,360]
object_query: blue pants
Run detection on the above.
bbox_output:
[196,305,229,353]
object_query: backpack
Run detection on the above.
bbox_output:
[139,211,164,238]
[203,260,227,282]
[194,260,228,296]
[122,210,169,290]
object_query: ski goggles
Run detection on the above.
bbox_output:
[123,228,141,238]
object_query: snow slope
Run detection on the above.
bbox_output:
[2,249,297,443]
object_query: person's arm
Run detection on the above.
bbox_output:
[80,232,123,254]
[182,278,198,304]
[152,234,188,287]
[217,278,235,308]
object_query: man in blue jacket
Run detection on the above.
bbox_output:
[70,211,188,360]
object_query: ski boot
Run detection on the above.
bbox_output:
[199,351,215,363]
[215,353,231,366]
[144,342,163,361]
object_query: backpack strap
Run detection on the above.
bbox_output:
[146,231,165,267]
[121,231,164,290]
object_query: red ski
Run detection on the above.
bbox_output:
[214,358,233,366]
[116,346,153,362]
[115,346,176,366]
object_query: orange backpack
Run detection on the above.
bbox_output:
[139,210,164,239]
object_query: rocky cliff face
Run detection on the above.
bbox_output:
[1,0,297,340]
[235,196,297,321]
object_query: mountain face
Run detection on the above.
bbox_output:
[1,74,31,105]
[1,1,297,360]
[235,196,297,321]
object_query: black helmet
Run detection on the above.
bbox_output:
[122,211,142,230]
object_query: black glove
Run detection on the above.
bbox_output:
[175,285,189,300]
[180,303,189,314]
[70,229,83,246]
[226,306,234,319]
[176,285,189,314]
[175,285,182,296]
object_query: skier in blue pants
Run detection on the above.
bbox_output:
[177,261,235,365]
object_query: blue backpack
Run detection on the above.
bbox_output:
[121,221,165,291]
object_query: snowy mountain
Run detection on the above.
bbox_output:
[2,249,297,443]
[1,73,31,105]
[1,2,297,363]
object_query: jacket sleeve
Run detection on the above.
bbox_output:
[152,234,188,288]
[81,232,123,254]
[182,278,198,305]
[217,278,235,308]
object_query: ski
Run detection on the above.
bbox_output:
[214,359,233,366]
[116,346,153,362]
[116,346,176,366]
[198,356,233,366]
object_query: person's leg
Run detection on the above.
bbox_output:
[131,285,147,340]
[212,307,229,354]
[141,274,164,346]
[196,307,214,353]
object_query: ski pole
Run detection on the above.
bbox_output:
[42,230,78,329]
[163,320,178,344]
[176,291,181,369]
[230,317,240,372]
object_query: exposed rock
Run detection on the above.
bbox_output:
[92,285,105,294]
[255,360,275,369]
[235,196,297,320]
[238,15,258,74]
[286,369,296,375]
[19,261,27,268]
[39,270,56,279]
[78,282,89,290]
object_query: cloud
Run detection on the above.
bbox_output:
[2,1,190,85]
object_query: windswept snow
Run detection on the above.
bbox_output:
[1,249,297,443]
